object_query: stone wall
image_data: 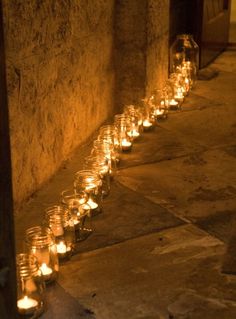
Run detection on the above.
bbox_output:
[114,0,169,108]
[3,0,115,208]
[114,0,147,111]
[2,0,170,208]
[146,0,169,95]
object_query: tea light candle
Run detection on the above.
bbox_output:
[169,99,179,109]
[155,109,165,118]
[175,88,184,101]
[143,119,153,131]
[40,263,53,277]
[17,296,38,315]
[87,197,98,210]
[121,139,132,152]
[56,241,67,254]
[127,130,140,139]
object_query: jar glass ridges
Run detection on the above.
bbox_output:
[164,79,179,110]
[93,138,118,177]
[148,89,168,120]
[25,226,59,283]
[169,73,185,106]
[74,170,103,216]
[141,99,155,131]
[84,155,111,197]
[114,114,133,152]
[44,206,75,261]
[16,253,45,318]
[123,105,142,140]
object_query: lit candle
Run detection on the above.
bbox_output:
[56,241,67,254]
[73,218,80,225]
[127,130,140,138]
[121,139,132,152]
[143,119,153,131]
[169,99,179,109]
[175,87,184,101]
[40,263,53,277]
[155,109,165,118]
[86,197,98,210]
[17,296,38,315]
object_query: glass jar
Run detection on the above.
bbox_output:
[84,155,111,197]
[16,253,45,318]
[61,189,93,242]
[148,89,168,120]
[181,60,197,89]
[74,170,103,216]
[99,125,120,150]
[141,99,155,131]
[44,206,75,261]
[169,73,185,105]
[163,79,180,110]
[93,138,118,177]
[114,114,133,152]
[25,226,59,283]
[170,34,199,77]
[123,105,142,140]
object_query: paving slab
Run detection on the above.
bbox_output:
[119,125,205,170]
[160,103,236,149]
[73,181,184,253]
[211,50,236,74]
[56,224,236,319]
[117,148,236,242]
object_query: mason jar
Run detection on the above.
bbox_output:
[44,206,75,261]
[169,73,185,105]
[25,226,59,283]
[84,154,111,197]
[93,138,118,177]
[74,170,103,216]
[114,114,133,152]
[163,79,180,110]
[61,189,93,242]
[170,34,199,78]
[148,89,168,120]
[16,253,45,318]
[123,105,142,140]
[141,98,155,131]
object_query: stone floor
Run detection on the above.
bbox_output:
[15,47,236,319]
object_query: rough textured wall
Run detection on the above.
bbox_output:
[114,0,147,110]
[114,0,169,108]
[3,0,115,208]
[146,0,169,95]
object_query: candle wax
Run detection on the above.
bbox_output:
[143,120,152,127]
[121,139,132,147]
[56,241,67,254]
[17,296,38,310]
[169,99,178,106]
[73,218,80,225]
[40,263,53,276]
[87,197,98,210]
[155,109,164,116]
[127,130,140,138]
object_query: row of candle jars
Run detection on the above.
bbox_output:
[16,41,200,315]
[18,192,94,317]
